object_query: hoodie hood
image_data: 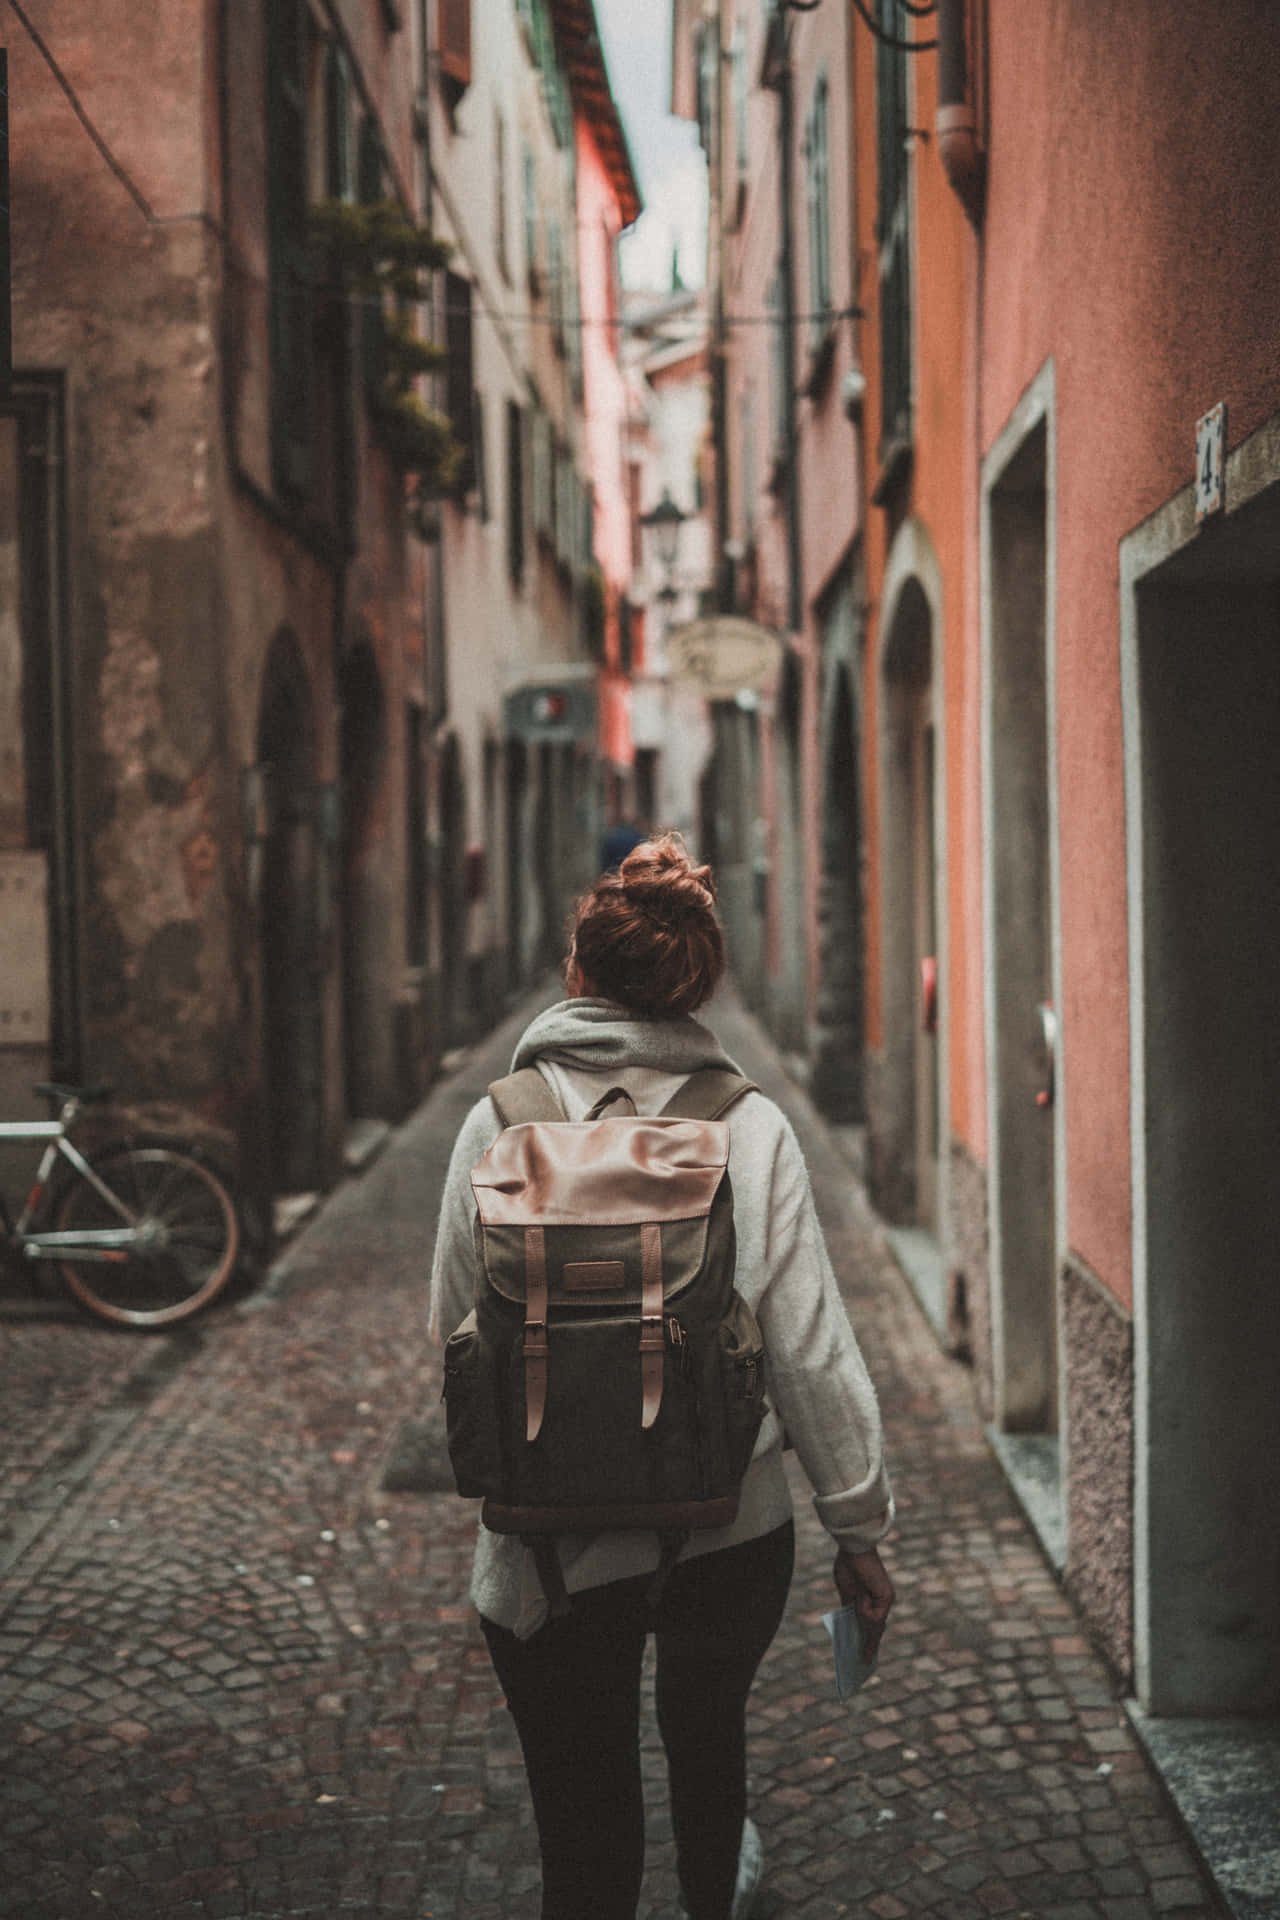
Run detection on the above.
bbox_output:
[510,997,742,1080]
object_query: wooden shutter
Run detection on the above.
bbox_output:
[438,0,471,96]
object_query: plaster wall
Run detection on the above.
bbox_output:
[849,11,980,1254]
[428,1,581,991]
[577,125,631,607]
[785,0,859,608]
[9,2,238,1110]
[980,1,1280,1306]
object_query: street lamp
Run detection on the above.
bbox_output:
[640,488,687,590]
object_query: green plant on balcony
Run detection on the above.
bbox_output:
[309,198,462,530]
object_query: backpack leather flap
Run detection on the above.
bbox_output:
[475,1213,717,1311]
[470,1115,729,1228]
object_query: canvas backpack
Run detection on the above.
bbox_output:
[442,1066,769,1613]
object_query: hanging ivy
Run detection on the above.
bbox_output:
[309,197,463,523]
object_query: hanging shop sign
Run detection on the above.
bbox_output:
[664,617,782,700]
[504,676,598,744]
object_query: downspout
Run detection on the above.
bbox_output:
[710,4,731,614]
[935,0,984,225]
[776,42,802,635]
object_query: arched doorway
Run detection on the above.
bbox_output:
[984,412,1059,1435]
[811,657,866,1126]
[879,574,940,1235]
[256,631,324,1195]
[338,641,387,1120]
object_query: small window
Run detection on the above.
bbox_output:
[506,400,525,586]
[472,391,488,520]
[438,0,471,101]
[522,146,540,293]
[547,215,564,353]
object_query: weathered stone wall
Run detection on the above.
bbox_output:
[947,1137,991,1411]
[1062,1252,1134,1685]
[9,0,237,1110]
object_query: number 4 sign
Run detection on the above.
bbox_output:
[1195,402,1226,523]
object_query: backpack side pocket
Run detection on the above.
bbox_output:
[443,1309,501,1499]
[718,1292,768,1480]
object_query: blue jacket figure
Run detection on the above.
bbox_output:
[599,819,648,874]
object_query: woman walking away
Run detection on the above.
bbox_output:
[429,833,895,1920]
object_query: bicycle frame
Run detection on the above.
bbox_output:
[0,1117,137,1264]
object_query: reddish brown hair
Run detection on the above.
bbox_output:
[569,833,726,1017]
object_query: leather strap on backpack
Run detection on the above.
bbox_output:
[639,1223,665,1430]
[659,1068,758,1120]
[488,1068,564,1126]
[523,1226,549,1444]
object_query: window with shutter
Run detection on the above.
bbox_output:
[444,272,475,495]
[522,146,540,293]
[438,0,471,102]
[531,409,551,540]
[472,390,488,520]
[547,216,564,352]
[324,44,353,201]
[506,400,525,586]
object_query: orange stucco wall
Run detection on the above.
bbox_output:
[853,15,985,1157]
[981,5,1280,1306]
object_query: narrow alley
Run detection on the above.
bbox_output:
[0,983,1224,1920]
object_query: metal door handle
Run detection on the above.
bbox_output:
[1036,1002,1057,1109]
[921,956,938,1035]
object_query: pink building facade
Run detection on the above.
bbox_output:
[676,0,1280,1742]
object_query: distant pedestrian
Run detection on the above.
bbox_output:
[429,833,895,1920]
[599,815,649,873]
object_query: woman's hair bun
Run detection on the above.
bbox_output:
[617,833,717,917]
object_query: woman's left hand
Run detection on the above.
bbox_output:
[833,1546,895,1664]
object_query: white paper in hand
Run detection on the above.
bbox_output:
[822,1602,876,1701]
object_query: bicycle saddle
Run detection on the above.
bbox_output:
[33,1081,114,1105]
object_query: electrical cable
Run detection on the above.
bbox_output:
[6,0,157,221]
[848,0,939,53]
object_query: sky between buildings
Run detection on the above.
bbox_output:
[594,0,708,291]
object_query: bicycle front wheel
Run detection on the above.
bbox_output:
[57,1143,240,1327]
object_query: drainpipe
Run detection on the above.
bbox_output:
[709,3,731,614]
[935,0,984,225]
[771,30,802,635]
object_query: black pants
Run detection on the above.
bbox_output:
[480,1522,795,1920]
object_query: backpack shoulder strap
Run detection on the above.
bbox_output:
[659,1068,758,1121]
[488,1068,566,1126]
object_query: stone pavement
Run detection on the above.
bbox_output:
[0,982,1228,1920]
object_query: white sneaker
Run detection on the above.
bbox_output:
[730,1816,764,1919]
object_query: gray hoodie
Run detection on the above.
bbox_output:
[429,998,893,1638]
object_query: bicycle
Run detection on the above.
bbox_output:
[0,1081,240,1328]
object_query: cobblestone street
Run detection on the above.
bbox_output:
[0,984,1226,1920]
